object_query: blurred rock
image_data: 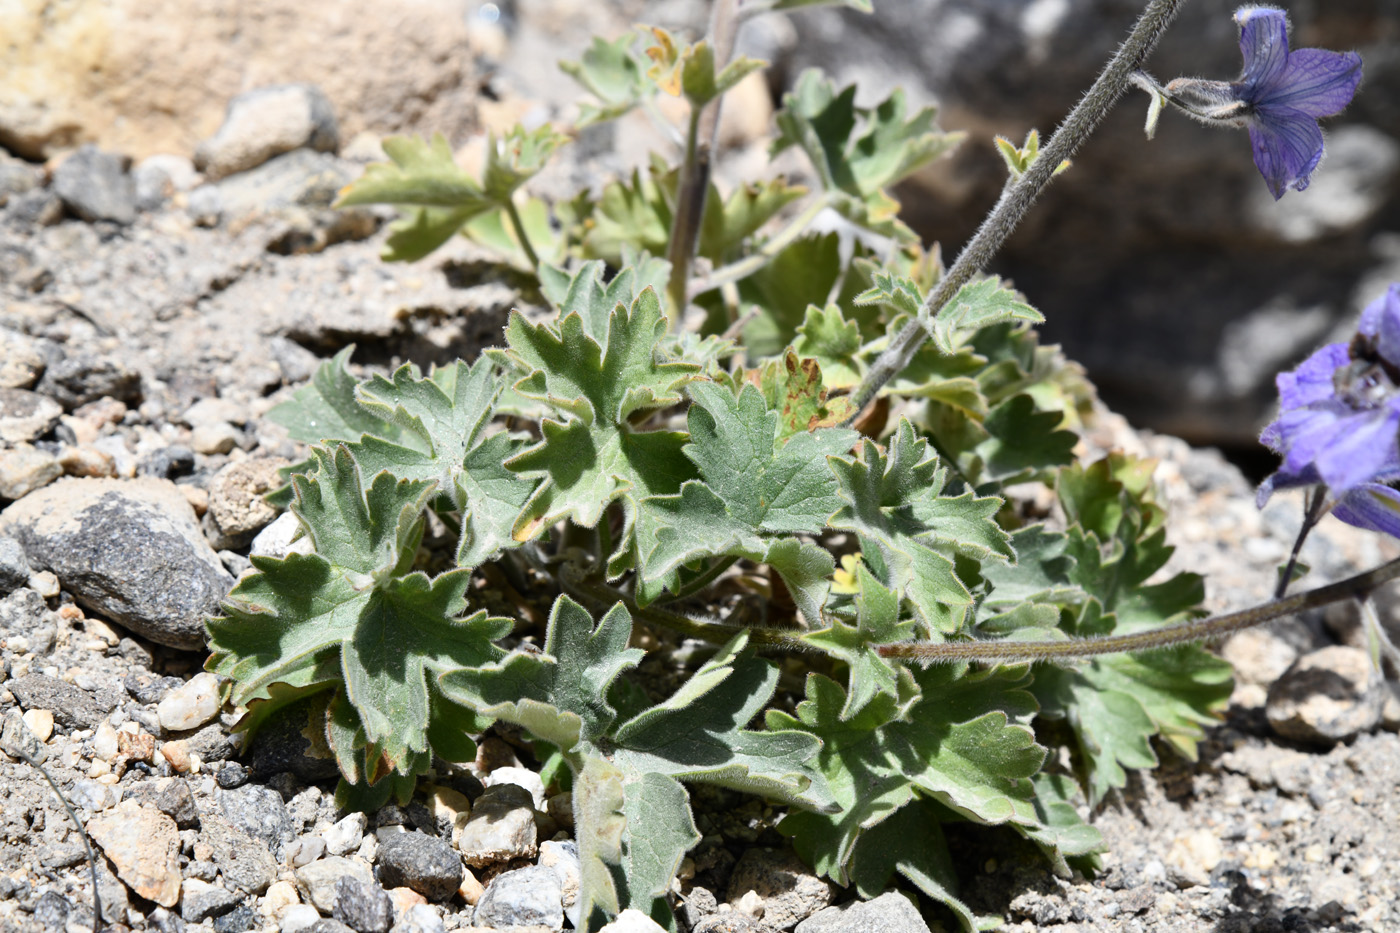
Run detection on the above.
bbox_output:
[0,387,61,443]
[35,354,141,410]
[196,84,338,181]
[53,145,137,224]
[134,154,200,211]
[0,327,45,389]
[0,444,62,501]
[1267,646,1386,746]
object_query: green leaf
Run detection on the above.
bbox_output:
[772,70,961,239]
[581,169,672,265]
[268,347,408,447]
[751,348,856,439]
[575,755,627,929]
[481,124,570,203]
[698,177,807,263]
[793,304,863,389]
[462,196,564,268]
[800,563,914,719]
[498,287,700,539]
[828,419,1009,633]
[612,634,834,810]
[560,33,653,126]
[644,28,766,108]
[381,205,483,262]
[439,596,643,752]
[635,382,856,619]
[538,259,671,345]
[620,773,701,925]
[208,446,510,779]
[738,233,841,357]
[932,278,1044,354]
[337,134,493,212]
[974,394,1077,483]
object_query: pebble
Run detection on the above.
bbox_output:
[456,782,538,867]
[69,777,116,811]
[220,783,295,860]
[1267,646,1386,745]
[92,720,120,759]
[280,903,324,932]
[181,878,243,922]
[7,672,116,728]
[539,839,581,926]
[35,354,142,410]
[0,477,234,649]
[332,874,395,933]
[262,879,301,916]
[195,83,340,181]
[251,510,314,559]
[20,707,53,741]
[213,902,258,932]
[0,327,45,389]
[325,811,369,857]
[598,909,669,933]
[725,848,834,930]
[58,444,118,478]
[390,903,445,933]
[287,835,327,868]
[0,443,62,500]
[793,891,932,933]
[485,765,547,810]
[0,387,62,443]
[0,534,29,591]
[202,813,280,894]
[296,855,376,913]
[52,145,137,225]
[158,671,224,732]
[184,396,246,429]
[375,831,463,902]
[86,801,182,907]
[192,421,242,455]
[205,456,287,549]
[217,761,249,788]
[472,864,565,931]
[134,154,199,211]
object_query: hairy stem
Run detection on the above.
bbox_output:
[1275,486,1329,598]
[503,198,541,270]
[689,191,837,295]
[878,555,1400,663]
[668,555,741,602]
[844,0,1188,421]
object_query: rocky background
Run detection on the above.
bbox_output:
[2,2,1400,933]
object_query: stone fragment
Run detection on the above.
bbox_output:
[8,672,116,729]
[0,327,45,389]
[213,903,258,933]
[87,802,182,907]
[0,443,62,500]
[484,765,547,810]
[333,875,395,933]
[375,831,463,902]
[279,903,323,932]
[134,153,199,211]
[69,778,116,812]
[392,904,445,933]
[202,813,279,894]
[157,671,224,732]
[192,421,241,455]
[20,707,53,742]
[0,388,62,443]
[295,855,375,914]
[1267,645,1386,745]
[262,879,301,916]
[286,835,326,868]
[325,811,369,857]
[58,444,117,478]
[53,145,137,225]
[0,477,233,648]
[598,909,670,933]
[181,878,242,923]
[196,84,339,181]
[0,535,30,592]
[36,355,141,411]
[540,839,581,926]
[124,776,199,827]
[205,456,287,549]
[794,892,932,933]
[220,783,295,861]
[473,864,565,932]
[726,848,834,931]
[251,511,314,559]
[456,782,537,867]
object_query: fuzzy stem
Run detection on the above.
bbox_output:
[844,0,1188,422]
[878,555,1400,663]
[1275,486,1329,598]
[503,198,541,271]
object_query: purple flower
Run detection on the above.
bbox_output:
[1156,7,1362,200]
[1258,284,1400,537]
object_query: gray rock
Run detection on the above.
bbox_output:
[53,145,137,225]
[303,920,357,933]
[456,781,538,867]
[296,855,375,914]
[7,672,116,729]
[0,387,61,443]
[388,904,445,933]
[0,535,30,593]
[375,831,463,902]
[33,891,72,928]
[133,154,199,212]
[124,777,200,828]
[540,839,581,927]
[0,477,234,648]
[245,695,342,782]
[726,847,835,931]
[35,354,141,410]
[473,864,565,932]
[212,902,259,933]
[181,878,242,922]
[0,327,45,389]
[69,778,116,812]
[195,84,339,181]
[4,188,63,229]
[201,813,280,895]
[794,892,932,933]
[220,783,295,861]
[1267,645,1386,746]
[0,156,39,207]
[0,443,62,501]
[333,875,395,933]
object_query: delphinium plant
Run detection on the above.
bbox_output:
[202,1,1391,929]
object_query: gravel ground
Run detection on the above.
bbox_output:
[2,112,1400,933]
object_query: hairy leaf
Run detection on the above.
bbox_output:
[932,278,1044,354]
[794,303,863,389]
[560,33,653,126]
[801,563,914,719]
